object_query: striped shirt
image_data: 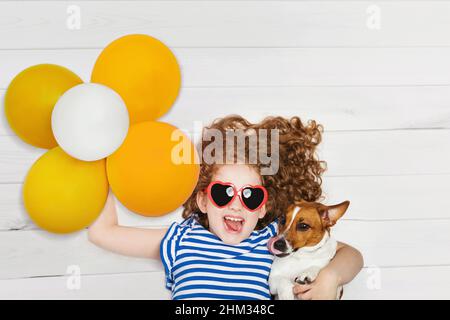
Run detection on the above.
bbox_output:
[160,215,278,300]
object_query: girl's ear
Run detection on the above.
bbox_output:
[196,191,208,214]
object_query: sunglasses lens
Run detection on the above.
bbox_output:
[241,187,265,210]
[210,183,235,207]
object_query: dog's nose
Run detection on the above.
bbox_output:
[274,239,287,252]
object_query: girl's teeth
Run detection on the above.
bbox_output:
[224,217,243,222]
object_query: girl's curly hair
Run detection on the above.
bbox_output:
[182,115,327,230]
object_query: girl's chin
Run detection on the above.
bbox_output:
[218,229,251,245]
[209,220,257,245]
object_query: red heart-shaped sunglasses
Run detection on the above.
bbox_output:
[204,181,268,212]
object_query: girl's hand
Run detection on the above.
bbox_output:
[293,242,363,299]
[292,268,340,300]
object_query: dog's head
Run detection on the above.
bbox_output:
[267,200,349,257]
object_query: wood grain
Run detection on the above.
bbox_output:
[2,48,450,90]
[0,271,171,300]
[0,266,448,299]
[0,1,450,48]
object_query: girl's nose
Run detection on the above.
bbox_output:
[228,194,243,211]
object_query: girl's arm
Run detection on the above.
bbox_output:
[88,190,167,260]
[293,242,364,300]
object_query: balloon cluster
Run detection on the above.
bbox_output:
[4,34,200,233]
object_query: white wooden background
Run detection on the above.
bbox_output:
[1,0,450,300]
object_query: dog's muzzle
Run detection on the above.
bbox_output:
[267,236,291,257]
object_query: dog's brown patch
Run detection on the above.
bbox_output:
[278,200,349,251]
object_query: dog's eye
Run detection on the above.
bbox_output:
[297,223,310,231]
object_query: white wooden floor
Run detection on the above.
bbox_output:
[1,0,450,300]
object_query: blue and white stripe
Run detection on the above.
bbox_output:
[160,215,277,300]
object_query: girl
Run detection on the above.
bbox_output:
[89,115,363,300]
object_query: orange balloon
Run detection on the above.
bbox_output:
[4,64,83,149]
[107,121,199,216]
[91,34,181,123]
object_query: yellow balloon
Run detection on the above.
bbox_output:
[4,64,83,149]
[23,147,108,234]
[91,34,181,123]
[107,121,199,216]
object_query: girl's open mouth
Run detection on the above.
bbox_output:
[223,215,245,233]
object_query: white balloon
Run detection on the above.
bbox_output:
[52,83,129,161]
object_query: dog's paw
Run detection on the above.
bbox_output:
[295,267,321,285]
[294,276,312,285]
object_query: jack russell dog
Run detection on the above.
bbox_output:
[267,200,350,300]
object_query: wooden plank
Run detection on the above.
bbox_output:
[0,129,449,183]
[0,271,171,300]
[4,85,450,136]
[1,220,450,280]
[0,266,448,299]
[322,174,450,221]
[343,266,450,300]
[1,1,450,48]
[320,129,450,176]
[2,48,450,90]
[0,136,43,184]
[0,184,29,231]
[0,228,165,280]
[160,86,450,131]
[332,220,450,268]
[2,174,450,231]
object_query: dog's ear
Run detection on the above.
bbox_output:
[320,201,350,227]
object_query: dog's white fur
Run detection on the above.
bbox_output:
[268,231,341,300]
